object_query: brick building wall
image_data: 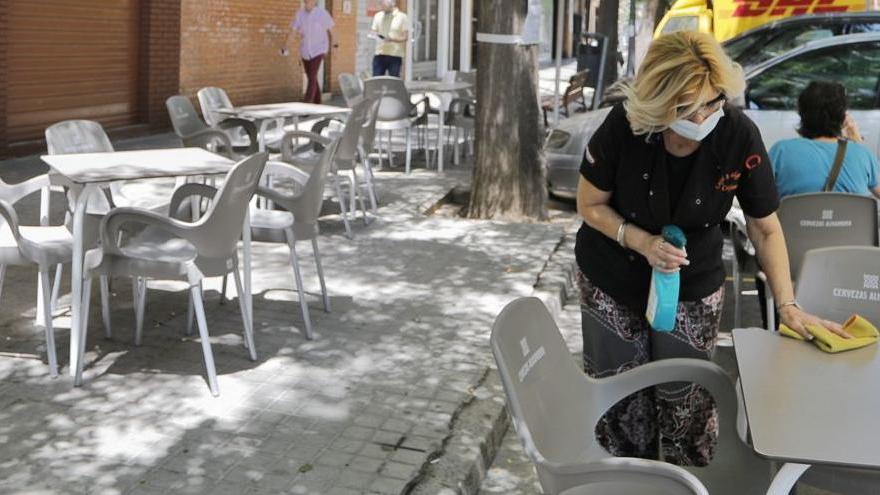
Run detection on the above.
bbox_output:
[180,0,357,107]
[0,0,8,157]
[142,0,182,130]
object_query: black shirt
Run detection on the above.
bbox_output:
[576,103,779,313]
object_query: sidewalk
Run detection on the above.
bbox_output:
[0,136,575,494]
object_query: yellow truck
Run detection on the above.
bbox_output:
[655,0,870,41]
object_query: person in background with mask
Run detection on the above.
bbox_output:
[284,0,334,103]
[574,31,849,466]
[370,0,409,77]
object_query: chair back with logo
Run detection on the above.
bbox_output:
[796,246,880,323]
[778,192,879,281]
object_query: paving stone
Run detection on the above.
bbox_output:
[368,476,410,494]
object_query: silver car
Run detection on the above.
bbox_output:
[545,32,880,199]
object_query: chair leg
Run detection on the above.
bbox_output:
[50,263,62,313]
[232,269,257,361]
[405,128,412,175]
[74,276,93,385]
[0,265,5,304]
[312,237,330,313]
[100,276,111,339]
[285,229,314,340]
[333,175,353,239]
[387,131,395,169]
[133,277,147,346]
[219,274,228,305]
[39,270,59,378]
[350,170,368,225]
[186,292,195,336]
[190,283,220,397]
[362,156,379,211]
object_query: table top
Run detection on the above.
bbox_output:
[41,148,234,186]
[216,102,350,120]
[405,80,472,92]
[733,327,880,469]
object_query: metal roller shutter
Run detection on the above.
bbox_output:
[6,0,141,146]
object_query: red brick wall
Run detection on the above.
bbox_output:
[180,0,306,106]
[142,0,182,130]
[0,0,8,157]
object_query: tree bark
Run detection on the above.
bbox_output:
[468,0,547,221]
[596,0,620,88]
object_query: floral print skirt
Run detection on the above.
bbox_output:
[577,269,724,467]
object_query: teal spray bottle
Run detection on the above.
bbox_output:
[645,225,687,332]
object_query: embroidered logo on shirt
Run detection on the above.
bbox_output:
[715,171,741,192]
[745,154,762,170]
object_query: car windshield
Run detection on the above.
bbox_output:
[726,22,845,69]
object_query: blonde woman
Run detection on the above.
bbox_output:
[575,31,849,466]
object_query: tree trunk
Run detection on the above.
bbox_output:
[468,0,547,221]
[596,0,620,88]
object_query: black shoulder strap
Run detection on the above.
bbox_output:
[823,139,848,192]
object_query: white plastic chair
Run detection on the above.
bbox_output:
[166,95,258,157]
[247,136,341,340]
[196,87,282,152]
[338,73,364,107]
[363,77,429,174]
[77,153,269,396]
[491,297,771,495]
[0,175,73,377]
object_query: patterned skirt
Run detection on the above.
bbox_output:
[578,269,724,466]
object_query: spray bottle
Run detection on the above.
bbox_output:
[646,225,687,332]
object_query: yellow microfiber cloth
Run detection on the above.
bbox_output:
[779,315,879,353]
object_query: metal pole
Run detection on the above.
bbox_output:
[591,33,607,110]
[553,0,564,126]
[460,0,473,71]
[437,0,451,78]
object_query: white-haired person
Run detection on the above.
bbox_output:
[370,0,409,77]
[575,31,850,466]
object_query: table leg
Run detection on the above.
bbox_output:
[438,107,445,173]
[766,463,810,495]
[69,185,95,382]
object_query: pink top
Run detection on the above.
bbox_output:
[292,7,335,60]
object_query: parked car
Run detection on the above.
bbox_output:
[545,32,880,199]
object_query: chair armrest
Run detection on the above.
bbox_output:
[181,128,235,156]
[310,117,347,136]
[410,95,430,120]
[280,130,333,163]
[543,456,708,495]
[218,118,259,154]
[100,207,194,255]
[4,175,49,204]
[0,199,22,242]
[168,183,218,221]
[265,161,310,186]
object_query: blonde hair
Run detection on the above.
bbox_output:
[623,31,745,136]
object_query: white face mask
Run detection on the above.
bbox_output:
[668,107,725,141]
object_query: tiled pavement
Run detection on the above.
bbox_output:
[0,139,571,494]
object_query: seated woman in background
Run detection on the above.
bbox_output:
[770,80,880,199]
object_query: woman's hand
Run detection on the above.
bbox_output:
[779,305,851,340]
[842,114,863,143]
[637,235,689,273]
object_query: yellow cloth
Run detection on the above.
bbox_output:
[779,315,879,353]
[371,9,409,57]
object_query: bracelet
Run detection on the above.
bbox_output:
[616,221,628,248]
[778,300,800,310]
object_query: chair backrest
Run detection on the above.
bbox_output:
[336,97,381,165]
[45,120,114,155]
[338,73,364,107]
[290,138,341,239]
[491,298,608,467]
[197,87,234,127]
[166,95,209,138]
[190,152,268,261]
[796,246,880,323]
[359,97,382,156]
[778,192,879,280]
[363,76,411,122]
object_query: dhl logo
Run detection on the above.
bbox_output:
[732,0,852,18]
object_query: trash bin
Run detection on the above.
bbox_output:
[576,33,608,109]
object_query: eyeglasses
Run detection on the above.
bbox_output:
[684,93,727,121]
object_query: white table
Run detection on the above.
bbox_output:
[406,80,472,173]
[216,102,350,151]
[41,148,239,385]
[733,328,880,494]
